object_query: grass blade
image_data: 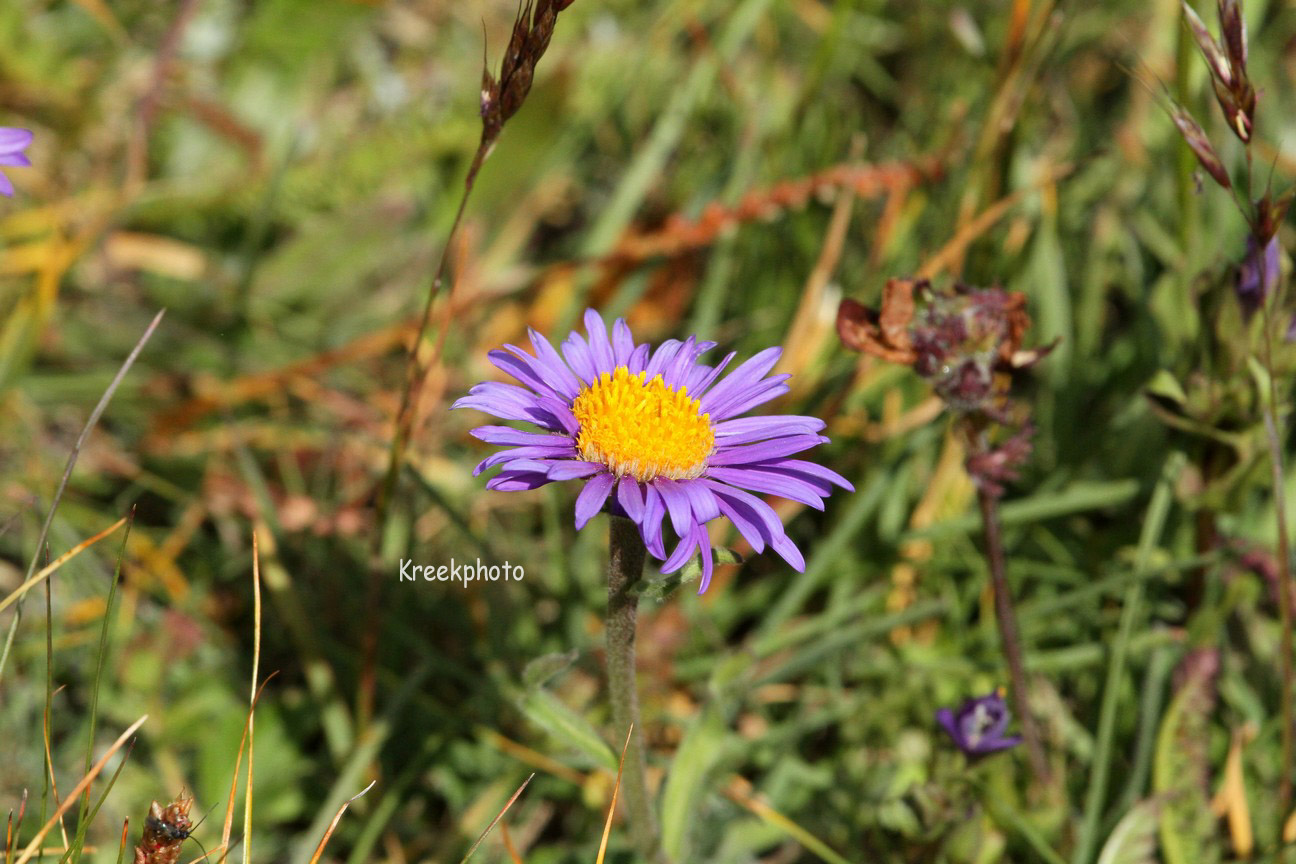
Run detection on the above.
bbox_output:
[594,726,633,864]
[1072,453,1183,864]
[70,510,134,864]
[458,774,534,864]
[0,308,162,683]
[305,781,376,864]
[14,715,148,864]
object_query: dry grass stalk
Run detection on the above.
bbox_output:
[476,0,576,184]
[367,0,578,728]
[14,715,148,864]
[607,158,939,265]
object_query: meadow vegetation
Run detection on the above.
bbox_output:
[2,0,1296,861]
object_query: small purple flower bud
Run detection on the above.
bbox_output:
[936,689,1022,757]
[0,127,33,197]
[1237,235,1281,319]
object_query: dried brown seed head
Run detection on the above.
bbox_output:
[1170,105,1232,189]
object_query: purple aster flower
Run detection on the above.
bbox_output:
[0,128,32,196]
[453,308,853,593]
[936,689,1022,757]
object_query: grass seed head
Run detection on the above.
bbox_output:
[134,796,193,864]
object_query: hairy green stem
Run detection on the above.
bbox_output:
[605,515,662,862]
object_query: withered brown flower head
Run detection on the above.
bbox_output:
[134,796,193,864]
[838,278,1050,418]
[838,278,1053,495]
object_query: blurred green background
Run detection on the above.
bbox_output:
[2,0,1296,861]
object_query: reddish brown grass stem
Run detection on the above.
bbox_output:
[975,476,1050,787]
[363,0,572,729]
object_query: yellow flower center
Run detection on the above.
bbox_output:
[571,366,715,482]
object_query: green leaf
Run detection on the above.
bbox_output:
[514,688,617,773]
[1096,799,1160,864]
[1153,669,1221,864]
[522,650,579,691]
[1144,369,1188,407]
[637,547,743,601]
[661,703,729,861]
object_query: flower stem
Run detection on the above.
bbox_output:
[976,484,1051,788]
[1251,229,1294,844]
[1265,406,1294,838]
[605,515,662,862]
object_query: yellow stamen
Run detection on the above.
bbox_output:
[571,366,714,482]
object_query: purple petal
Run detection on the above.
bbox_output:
[702,479,805,570]
[702,480,786,539]
[574,472,616,530]
[698,347,782,414]
[490,349,565,399]
[528,329,584,398]
[711,491,766,553]
[713,415,825,442]
[532,394,580,435]
[474,444,576,475]
[0,153,30,167]
[679,479,720,523]
[644,339,682,380]
[486,469,553,491]
[709,434,829,466]
[685,351,735,396]
[0,173,13,197]
[561,332,597,384]
[661,336,699,390]
[0,128,33,152]
[936,708,961,747]
[547,461,607,480]
[970,735,1022,755]
[453,382,546,420]
[583,309,616,374]
[617,476,644,522]
[705,466,827,510]
[470,425,572,447]
[707,376,791,420]
[693,524,715,593]
[628,343,650,375]
[769,533,806,571]
[641,485,668,558]
[705,484,803,569]
[762,458,854,491]
[611,318,636,366]
[661,530,699,573]
[653,478,694,538]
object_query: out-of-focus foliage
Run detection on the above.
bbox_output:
[2,0,1295,861]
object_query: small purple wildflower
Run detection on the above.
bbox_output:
[1237,235,1281,319]
[454,309,853,592]
[0,128,32,196]
[936,689,1021,757]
